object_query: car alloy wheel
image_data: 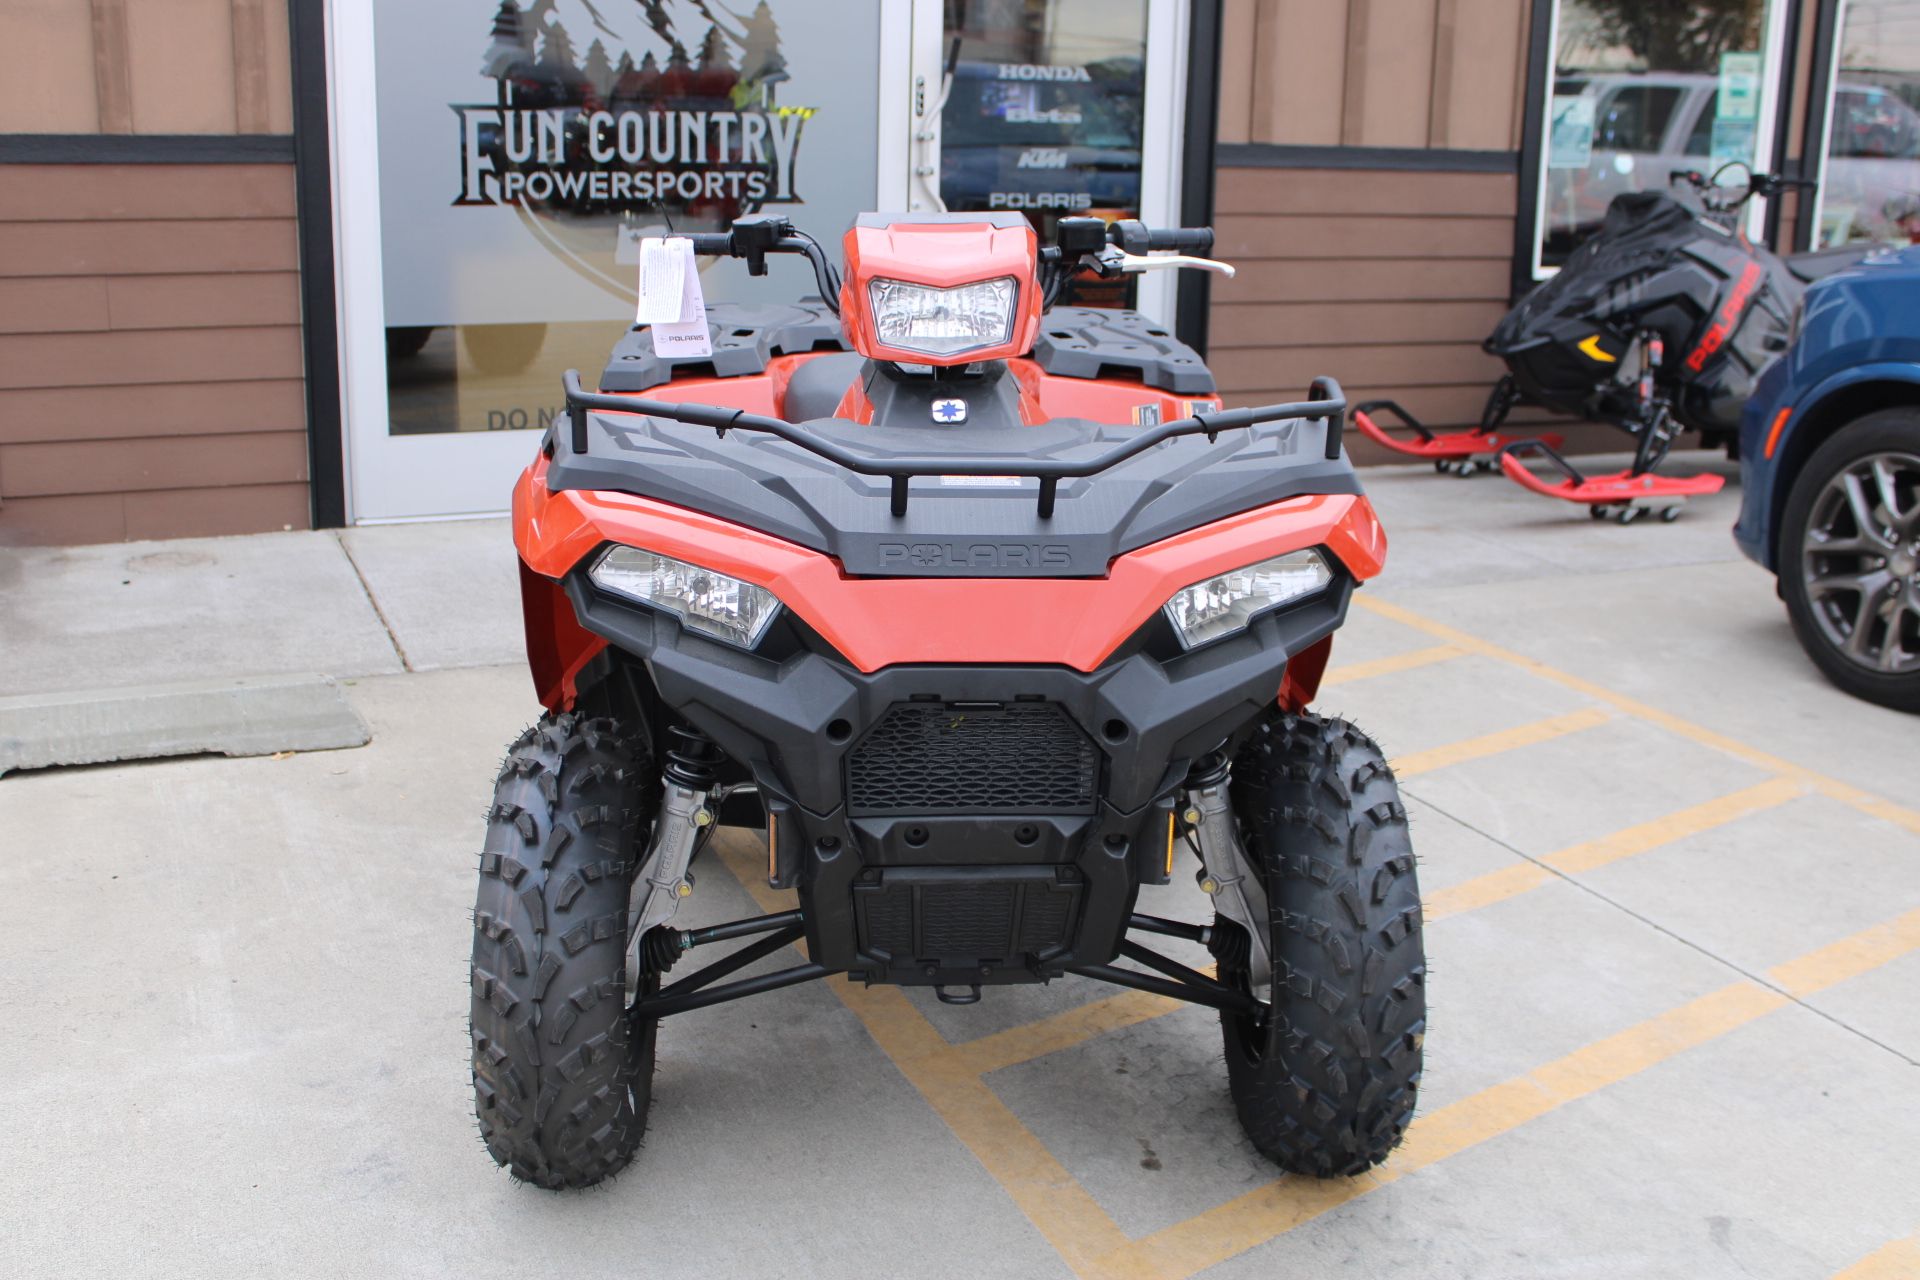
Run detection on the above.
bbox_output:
[1799,450,1920,675]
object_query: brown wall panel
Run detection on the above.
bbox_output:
[1214,213,1513,259]
[0,325,303,390]
[1251,0,1350,146]
[0,492,129,545]
[0,164,296,223]
[126,0,238,134]
[1212,342,1505,393]
[0,218,297,279]
[0,276,111,334]
[0,0,99,133]
[1210,299,1510,347]
[1352,0,1440,148]
[1218,0,1259,145]
[1217,257,1509,303]
[0,430,307,499]
[1216,167,1516,216]
[124,481,309,541]
[0,379,307,446]
[106,272,301,330]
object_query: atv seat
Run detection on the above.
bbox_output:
[782,352,864,422]
[1785,247,1871,283]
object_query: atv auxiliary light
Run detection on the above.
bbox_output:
[866,276,1018,357]
[590,546,781,651]
[1163,549,1333,650]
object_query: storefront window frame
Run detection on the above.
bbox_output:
[1518,0,1798,284]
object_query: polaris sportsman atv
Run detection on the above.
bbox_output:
[472,212,1425,1190]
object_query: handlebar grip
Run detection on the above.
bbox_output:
[683,232,735,254]
[1147,227,1214,254]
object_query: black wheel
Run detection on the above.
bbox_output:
[471,712,661,1188]
[1617,506,1641,526]
[1661,505,1682,523]
[1778,410,1920,712]
[1217,713,1425,1176]
[1455,460,1478,478]
[1433,460,1450,475]
[1590,505,1611,521]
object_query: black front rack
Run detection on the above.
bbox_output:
[562,369,1347,519]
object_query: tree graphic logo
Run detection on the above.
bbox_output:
[454,0,814,298]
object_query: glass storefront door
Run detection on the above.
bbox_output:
[1532,0,1793,275]
[332,0,920,520]
[1809,0,1920,248]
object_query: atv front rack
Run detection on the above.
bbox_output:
[563,369,1347,519]
[631,908,1261,1019]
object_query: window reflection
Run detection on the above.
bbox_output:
[1816,1,1920,248]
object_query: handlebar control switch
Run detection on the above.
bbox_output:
[1055,217,1109,256]
[730,214,795,276]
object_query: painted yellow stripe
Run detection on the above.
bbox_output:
[1833,1234,1920,1279]
[1320,644,1466,688]
[711,835,1133,1271]
[1353,596,1920,839]
[1390,706,1610,779]
[1424,862,1555,921]
[1543,777,1806,874]
[1423,778,1805,924]
[952,989,1182,1077]
[1768,906,1920,998]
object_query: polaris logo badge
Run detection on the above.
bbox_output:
[878,543,1075,570]
[932,398,968,423]
[1017,148,1070,169]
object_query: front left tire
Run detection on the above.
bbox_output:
[471,712,660,1189]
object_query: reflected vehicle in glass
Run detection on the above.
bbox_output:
[1545,73,1920,263]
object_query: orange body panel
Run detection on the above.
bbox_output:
[515,453,1385,678]
[838,221,1044,365]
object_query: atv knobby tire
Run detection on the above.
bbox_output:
[471,712,659,1189]
[1220,712,1425,1176]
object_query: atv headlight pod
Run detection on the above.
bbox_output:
[589,546,781,650]
[1162,550,1334,650]
[866,276,1018,356]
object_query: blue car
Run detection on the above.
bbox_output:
[1735,245,1920,712]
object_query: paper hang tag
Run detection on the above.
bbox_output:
[636,237,713,360]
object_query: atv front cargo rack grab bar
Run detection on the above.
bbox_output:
[563,369,1347,518]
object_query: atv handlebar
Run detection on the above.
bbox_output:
[561,369,1346,519]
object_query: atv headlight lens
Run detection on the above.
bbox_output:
[589,547,781,650]
[1162,550,1333,650]
[867,276,1018,356]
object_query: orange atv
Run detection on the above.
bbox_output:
[474,213,1425,1189]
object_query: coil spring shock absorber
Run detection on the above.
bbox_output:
[626,723,723,1002]
[1183,750,1272,992]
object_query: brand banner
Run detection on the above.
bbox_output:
[374,0,882,326]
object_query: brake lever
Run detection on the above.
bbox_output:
[1092,246,1237,278]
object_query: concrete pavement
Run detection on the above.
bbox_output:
[2,456,1917,1279]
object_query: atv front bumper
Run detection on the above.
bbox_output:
[564,571,1352,986]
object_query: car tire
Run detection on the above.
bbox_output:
[1217,712,1426,1177]
[1778,409,1920,713]
[471,712,661,1189]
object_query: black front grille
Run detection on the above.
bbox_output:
[846,701,1098,815]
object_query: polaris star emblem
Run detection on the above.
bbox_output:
[932,398,967,424]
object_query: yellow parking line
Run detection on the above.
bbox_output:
[1391,706,1610,779]
[1098,902,1920,1280]
[1832,1233,1920,1278]
[712,835,1133,1271]
[951,989,1182,1077]
[1423,777,1806,923]
[1768,906,1920,999]
[1352,596,1920,839]
[1320,644,1466,687]
[1543,776,1807,874]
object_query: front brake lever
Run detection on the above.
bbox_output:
[1093,246,1237,279]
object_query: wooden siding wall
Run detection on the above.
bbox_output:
[0,165,308,545]
[1218,0,1533,150]
[0,0,294,134]
[1208,166,1551,447]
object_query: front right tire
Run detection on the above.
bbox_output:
[1218,712,1426,1176]
[471,712,660,1189]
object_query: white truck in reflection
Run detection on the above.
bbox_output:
[1545,72,1920,259]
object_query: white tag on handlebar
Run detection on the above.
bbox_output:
[639,237,712,359]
